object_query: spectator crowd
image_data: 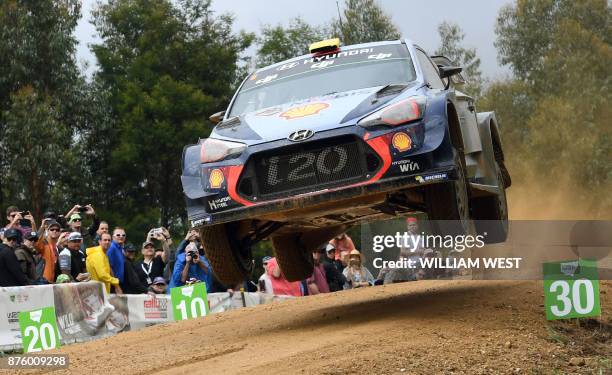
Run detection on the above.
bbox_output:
[1,205,457,298]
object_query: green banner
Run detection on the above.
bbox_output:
[170,283,209,321]
[543,259,601,320]
[18,307,61,353]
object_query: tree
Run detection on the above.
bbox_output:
[333,0,401,45]
[91,0,253,229]
[495,0,610,85]
[484,0,612,217]
[256,17,328,67]
[0,0,83,217]
[435,21,484,98]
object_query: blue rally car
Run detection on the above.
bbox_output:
[181,38,511,284]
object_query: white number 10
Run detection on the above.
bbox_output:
[177,297,206,320]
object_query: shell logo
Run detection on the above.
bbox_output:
[392,132,412,152]
[209,169,224,189]
[280,102,329,120]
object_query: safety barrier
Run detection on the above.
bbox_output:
[0,282,291,352]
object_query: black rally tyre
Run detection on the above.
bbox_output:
[472,162,509,243]
[271,233,314,282]
[199,223,252,286]
[425,150,472,236]
[271,226,345,282]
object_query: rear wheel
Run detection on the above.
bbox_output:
[425,150,472,236]
[471,162,508,243]
[199,223,252,286]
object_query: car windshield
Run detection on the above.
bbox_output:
[228,44,416,116]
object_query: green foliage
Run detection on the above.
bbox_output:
[435,21,484,98]
[484,0,612,216]
[256,17,328,67]
[0,0,84,217]
[91,0,253,234]
[332,0,401,45]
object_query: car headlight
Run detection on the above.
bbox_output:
[359,96,427,127]
[200,138,246,163]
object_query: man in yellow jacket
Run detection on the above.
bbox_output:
[86,233,123,294]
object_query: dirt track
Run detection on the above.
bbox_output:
[14,279,610,375]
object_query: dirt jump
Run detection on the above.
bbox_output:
[10,279,609,375]
[10,189,612,375]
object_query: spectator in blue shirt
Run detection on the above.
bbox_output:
[169,242,211,292]
[106,227,126,286]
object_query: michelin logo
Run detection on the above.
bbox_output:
[415,173,448,183]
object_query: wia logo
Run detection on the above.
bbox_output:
[399,161,419,173]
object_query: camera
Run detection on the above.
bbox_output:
[152,228,163,236]
[187,250,198,259]
[78,205,88,213]
[18,211,31,227]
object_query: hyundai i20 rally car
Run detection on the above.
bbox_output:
[181,38,511,284]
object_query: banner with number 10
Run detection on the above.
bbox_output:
[543,259,601,320]
[170,283,209,321]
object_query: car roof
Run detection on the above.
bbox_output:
[256,39,413,73]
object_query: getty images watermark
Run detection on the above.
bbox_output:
[370,232,522,271]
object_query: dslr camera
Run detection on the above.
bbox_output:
[187,249,199,260]
[18,211,31,227]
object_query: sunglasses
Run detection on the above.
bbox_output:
[72,219,82,222]
[48,228,60,232]
[114,234,126,237]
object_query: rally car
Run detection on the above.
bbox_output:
[181,38,511,284]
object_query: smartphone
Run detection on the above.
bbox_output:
[152,228,163,236]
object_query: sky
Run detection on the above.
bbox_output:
[75,0,512,79]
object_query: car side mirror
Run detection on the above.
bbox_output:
[209,111,225,124]
[439,66,462,79]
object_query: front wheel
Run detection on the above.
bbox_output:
[425,150,473,236]
[271,226,346,282]
[199,223,252,286]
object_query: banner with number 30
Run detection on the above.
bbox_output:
[543,259,601,320]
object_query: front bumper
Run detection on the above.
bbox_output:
[188,165,457,228]
[184,116,455,228]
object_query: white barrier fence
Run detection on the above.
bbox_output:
[0,282,291,352]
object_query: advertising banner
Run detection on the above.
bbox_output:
[0,283,293,352]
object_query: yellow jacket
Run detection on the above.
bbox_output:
[86,246,119,293]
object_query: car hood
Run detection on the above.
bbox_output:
[211,84,413,145]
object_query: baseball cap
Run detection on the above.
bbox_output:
[4,228,21,240]
[152,277,166,285]
[46,220,61,229]
[67,232,83,242]
[25,231,39,241]
[406,217,418,224]
[142,240,154,248]
[262,256,272,264]
[325,243,336,252]
[68,213,82,223]
[124,243,136,252]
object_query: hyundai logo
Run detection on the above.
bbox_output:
[288,129,314,142]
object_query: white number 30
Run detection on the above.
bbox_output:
[549,279,595,317]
